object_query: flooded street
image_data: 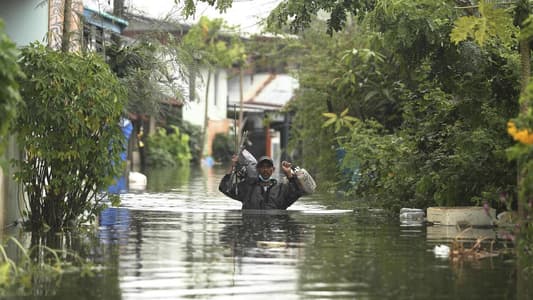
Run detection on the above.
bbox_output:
[6,166,521,299]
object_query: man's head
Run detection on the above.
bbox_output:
[256,156,275,180]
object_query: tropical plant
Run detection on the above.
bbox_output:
[181,16,246,156]
[107,38,188,119]
[450,0,533,260]
[212,133,233,163]
[288,0,519,209]
[14,43,126,231]
[146,125,192,167]
[322,108,359,134]
[0,20,23,164]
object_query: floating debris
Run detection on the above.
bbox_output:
[399,208,425,226]
[433,244,451,258]
[449,228,499,261]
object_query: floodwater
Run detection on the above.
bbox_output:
[2,166,528,299]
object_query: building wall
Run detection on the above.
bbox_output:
[206,119,231,156]
[0,0,49,230]
[182,68,229,156]
[0,0,48,45]
[182,68,229,126]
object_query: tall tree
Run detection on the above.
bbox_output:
[181,16,245,157]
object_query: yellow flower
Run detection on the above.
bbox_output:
[507,121,533,145]
[507,121,517,136]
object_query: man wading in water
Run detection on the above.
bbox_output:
[219,155,305,209]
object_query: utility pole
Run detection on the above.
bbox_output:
[238,67,244,143]
[113,0,125,46]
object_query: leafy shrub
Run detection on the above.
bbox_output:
[146,125,192,167]
[14,43,126,231]
[212,133,233,163]
[174,121,202,164]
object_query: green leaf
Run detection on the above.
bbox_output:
[343,116,359,122]
[334,120,341,133]
[450,1,515,46]
[450,16,478,45]
[340,108,349,117]
[322,117,337,128]
[322,112,337,118]
[0,262,11,286]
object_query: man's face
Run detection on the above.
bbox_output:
[257,162,274,179]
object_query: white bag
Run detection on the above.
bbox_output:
[293,166,316,194]
[236,149,257,179]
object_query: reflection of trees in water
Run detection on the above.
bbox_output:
[145,165,190,192]
[219,210,309,259]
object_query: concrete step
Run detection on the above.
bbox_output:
[427,206,495,227]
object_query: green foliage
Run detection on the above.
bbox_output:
[146,125,192,167]
[287,0,520,212]
[322,108,359,134]
[14,43,126,231]
[267,0,375,34]
[181,16,245,156]
[0,20,23,161]
[244,35,302,73]
[506,79,533,257]
[178,121,203,164]
[212,133,233,163]
[178,0,234,17]
[182,16,246,69]
[163,115,203,164]
[450,0,516,46]
[107,39,187,117]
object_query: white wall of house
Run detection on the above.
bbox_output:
[0,0,48,229]
[182,68,229,128]
[0,0,48,45]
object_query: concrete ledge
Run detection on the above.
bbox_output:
[427,206,495,227]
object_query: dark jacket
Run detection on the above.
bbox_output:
[219,174,305,209]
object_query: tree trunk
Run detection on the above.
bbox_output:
[61,0,72,52]
[239,68,244,140]
[202,70,212,157]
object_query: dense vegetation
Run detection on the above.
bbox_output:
[283,2,517,212]
[146,125,192,167]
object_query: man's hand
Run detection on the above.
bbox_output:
[281,161,293,178]
[227,154,238,174]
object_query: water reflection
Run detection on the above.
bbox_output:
[145,166,190,192]
[219,210,309,259]
[99,207,131,245]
